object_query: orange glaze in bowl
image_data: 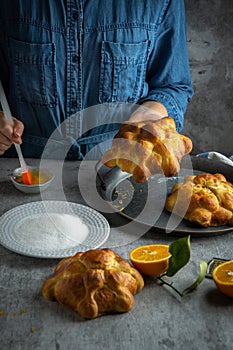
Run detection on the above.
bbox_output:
[14,167,52,185]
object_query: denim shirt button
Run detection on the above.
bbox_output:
[72,101,78,108]
[72,12,79,20]
[73,54,79,62]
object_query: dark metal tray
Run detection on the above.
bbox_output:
[97,155,233,236]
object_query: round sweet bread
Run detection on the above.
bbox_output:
[165,173,233,227]
[102,117,193,183]
[42,248,144,319]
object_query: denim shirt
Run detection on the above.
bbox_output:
[0,0,193,160]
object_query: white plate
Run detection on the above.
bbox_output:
[0,201,110,258]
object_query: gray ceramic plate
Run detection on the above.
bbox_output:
[98,156,233,236]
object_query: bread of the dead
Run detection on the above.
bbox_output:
[102,117,192,183]
[42,248,144,319]
[165,173,233,227]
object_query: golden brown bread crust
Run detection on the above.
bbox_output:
[165,173,233,227]
[42,248,144,319]
[101,117,192,183]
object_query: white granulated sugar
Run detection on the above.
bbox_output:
[17,213,89,250]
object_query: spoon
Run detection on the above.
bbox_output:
[0,81,32,185]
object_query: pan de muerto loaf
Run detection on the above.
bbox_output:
[101,117,192,183]
[42,248,144,319]
[165,173,233,227]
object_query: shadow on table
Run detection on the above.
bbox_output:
[204,288,233,306]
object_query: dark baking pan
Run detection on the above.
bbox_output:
[97,155,233,236]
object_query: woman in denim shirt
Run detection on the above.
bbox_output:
[0,0,193,160]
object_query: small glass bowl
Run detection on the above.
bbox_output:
[10,166,54,194]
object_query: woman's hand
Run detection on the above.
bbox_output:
[127,101,168,123]
[0,111,24,155]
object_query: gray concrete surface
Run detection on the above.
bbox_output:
[0,158,233,350]
[184,0,233,156]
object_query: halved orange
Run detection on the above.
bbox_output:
[129,244,171,276]
[212,260,233,298]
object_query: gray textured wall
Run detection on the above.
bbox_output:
[183,0,233,156]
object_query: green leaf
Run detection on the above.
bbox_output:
[181,260,208,296]
[166,235,191,277]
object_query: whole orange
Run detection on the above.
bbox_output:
[212,260,233,298]
[129,244,171,276]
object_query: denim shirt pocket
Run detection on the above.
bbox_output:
[99,40,150,104]
[8,37,58,107]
